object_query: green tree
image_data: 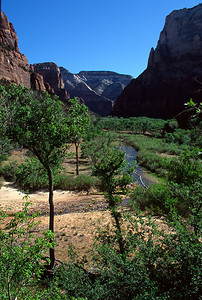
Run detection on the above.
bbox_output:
[166,148,201,185]
[67,98,90,175]
[0,83,70,269]
[92,146,133,257]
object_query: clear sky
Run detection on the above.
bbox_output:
[2,0,201,78]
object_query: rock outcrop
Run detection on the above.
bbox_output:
[33,62,70,102]
[0,12,31,87]
[60,68,133,116]
[111,4,202,119]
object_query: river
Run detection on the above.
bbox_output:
[119,145,151,188]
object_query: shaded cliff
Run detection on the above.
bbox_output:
[111,4,202,119]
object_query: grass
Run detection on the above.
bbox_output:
[54,173,100,193]
[119,133,189,178]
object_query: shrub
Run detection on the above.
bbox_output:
[165,148,202,185]
[57,211,201,300]
[129,183,171,214]
[0,160,18,180]
[0,176,4,188]
[15,158,49,191]
[54,173,100,193]
[0,202,54,299]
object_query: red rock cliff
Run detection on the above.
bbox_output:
[0,11,31,87]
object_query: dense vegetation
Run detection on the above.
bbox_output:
[0,82,201,299]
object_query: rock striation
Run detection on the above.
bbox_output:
[60,68,133,116]
[111,4,202,119]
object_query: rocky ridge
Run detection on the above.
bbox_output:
[0,11,131,116]
[0,12,69,102]
[111,4,202,119]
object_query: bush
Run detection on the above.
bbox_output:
[0,202,54,299]
[165,148,202,185]
[57,212,201,300]
[129,183,171,214]
[54,173,100,193]
[0,176,4,188]
[0,160,18,181]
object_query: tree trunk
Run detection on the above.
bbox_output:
[47,166,55,269]
[111,207,125,258]
[75,142,79,176]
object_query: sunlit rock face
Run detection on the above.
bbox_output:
[60,68,133,116]
[111,4,202,119]
[77,71,133,102]
[0,12,31,87]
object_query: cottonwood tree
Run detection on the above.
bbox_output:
[67,98,90,175]
[92,146,133,258]
[0,83,70,269]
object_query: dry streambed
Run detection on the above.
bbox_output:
[0,181,169,262]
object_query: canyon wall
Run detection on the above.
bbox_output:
[111,4,202,119]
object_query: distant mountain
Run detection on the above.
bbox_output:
[60,68,133,116]
[111,4,202,119]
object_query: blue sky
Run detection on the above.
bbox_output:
[2,1,201,78]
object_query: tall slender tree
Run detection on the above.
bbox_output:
[0,83,70,269]
[67,98,90,175]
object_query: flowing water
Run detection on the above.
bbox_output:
[119,145,151,189]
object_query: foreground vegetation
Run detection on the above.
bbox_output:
[0,82,201,299]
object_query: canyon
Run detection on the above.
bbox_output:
[1,4,202,119]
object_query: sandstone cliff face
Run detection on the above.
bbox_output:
[0,12,31,87]
[33,62,70,102]
[111,4,202,119]
[60,68,132,116]
[0,13,68,100]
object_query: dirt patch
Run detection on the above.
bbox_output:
[0,180,113,261]
[0,181,107,214]
[157,152,177,159]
